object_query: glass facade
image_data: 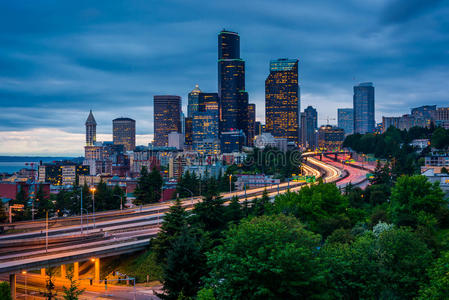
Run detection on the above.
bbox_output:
[193,93,220,151]
[301,106,318,149]
[113,117,136,151]
[337,108,353,136]
[265,58,300,143]
[221,131,246,154]
[353,82,375,134]
[188,84,201,118]
[247,103,256,146]
[154,95,182,146]
[218,30,248,150]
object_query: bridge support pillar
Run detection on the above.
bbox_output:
[41,268,46,277]
[10,273,16,300]
[74,262,79,281]
[61,264,66,279]
[94,258,100,284]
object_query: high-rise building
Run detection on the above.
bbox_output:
[337,108,353,136]
[154,95,182,146]
[318,125,345,150]
[255,121,262,136]
[353,82,375,134]
[382,116,401,132]
[188,84,202,118]
[85,110,97,146]
[247,103,256,146]
[411,105,436,127]
[113,117,136,151]
[265,58,300,142]
[184,117,193,147]
[193,93,220,152]
[301,106,318,149]
[435,107,449,129]
[218,30,248,150]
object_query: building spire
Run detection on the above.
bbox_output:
[85,109,97,126]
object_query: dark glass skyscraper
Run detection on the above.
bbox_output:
[301,106,318,149]
[187,84,201,118]
[218,30,248,147]
[153,95,182,146]
[265,58,300,143]
[113,117,136,151]
[353,82,375,134]
[247,103,256,146]
[337,108,353,136]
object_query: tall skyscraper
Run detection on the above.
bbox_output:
[411,105,436,127]
[337,108,354,135]
[188,84,201,118]
[247,103,256,146]
[265,58,300,143]
[192,93,220,143]
[353,82,375,134]
[154,95,182,146]
[85,110,97,146]
[301,106,318,149]
[113,117,136,151]
[218,30,248,149]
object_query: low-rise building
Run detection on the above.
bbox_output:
[317,125,345,150]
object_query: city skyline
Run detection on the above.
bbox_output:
[1,0,449,155]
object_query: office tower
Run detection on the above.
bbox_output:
[247,103,256,146]
[154,95,182,146]
[301,106,318,149]
[184,117,193,147]
[192,93,220,152]
[188,84,201,118]
[435,107,449,129]
[85,110,97,146]
[218,30,248,150]
[221,131,246,153]
[318,125,345,150]
[382,116,401,132]
[113,117,136,151]
[353,82,375,134]
[337,108,353,136]
[265,58,300,142]
[255,121,262,136]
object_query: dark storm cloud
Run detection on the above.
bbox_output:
[0,0,448,140]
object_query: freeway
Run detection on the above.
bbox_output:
[0,155,350,278]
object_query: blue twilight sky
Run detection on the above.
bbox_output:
[0,0,448,155]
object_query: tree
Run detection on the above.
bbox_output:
[133,167,152,205]
[203,215,329,299]
[322,227,432,299]
[160,227,207,300]
[251,189,271,216]
[0,199,8,223]
[431,127,449,149]
[111,185,125,210]
[225,196,242,225]
[419,251,449,299]
[45,267,57,300]
[190,193,227,240]
[62,270,85,300]
[35,185,53,219]
[151,199,188,262]
[389,175,447,227]
[148,167,163,202]
[0,282,11,300]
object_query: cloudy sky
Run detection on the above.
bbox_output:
[0,0,448,156]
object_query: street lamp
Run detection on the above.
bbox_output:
[178,187,194,206]
[229,174,233,193]
[90,187,96,228]
[22,270,27,298]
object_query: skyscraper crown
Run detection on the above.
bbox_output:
[85,110,97,126]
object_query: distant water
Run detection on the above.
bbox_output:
[0,157,77,174]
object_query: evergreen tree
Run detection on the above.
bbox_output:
[149,166,163,203]
[35,185,53,219]
[191,193,227,240]
[134,166,152,205]
[151,198,188,262]
[225,196,242,225]
[111,185,125,210]
[12,187,29,221]
[62,270,85,300]
[160,227,207,300]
